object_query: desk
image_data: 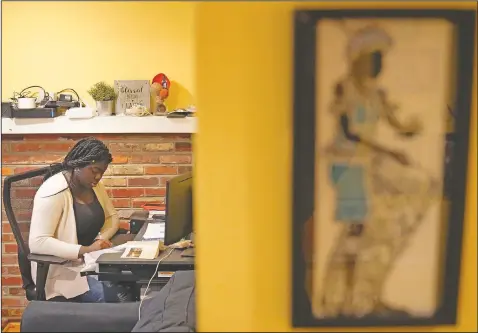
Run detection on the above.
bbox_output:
[97,221,194,300]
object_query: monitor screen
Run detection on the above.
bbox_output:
[164,172,193,245]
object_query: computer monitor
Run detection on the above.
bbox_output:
[164,172,193,245]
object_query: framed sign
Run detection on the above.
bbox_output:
[114,80,151,114]
[292,9,475,327]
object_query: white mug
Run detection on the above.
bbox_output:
[17,98,37,109]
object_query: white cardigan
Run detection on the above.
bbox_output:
[29,172,119,300]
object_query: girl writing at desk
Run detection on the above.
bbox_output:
[29,137,118,302]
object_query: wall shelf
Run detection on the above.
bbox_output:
[1,116,197,135]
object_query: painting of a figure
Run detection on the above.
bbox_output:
[310,18,454,320]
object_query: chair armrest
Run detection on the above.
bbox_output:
[28,253,69,265]
[21,301,139,332]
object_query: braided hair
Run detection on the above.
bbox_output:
[44,137,112,181]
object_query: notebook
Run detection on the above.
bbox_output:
[120,240,165,260]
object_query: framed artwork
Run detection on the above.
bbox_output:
[292,9,475,327]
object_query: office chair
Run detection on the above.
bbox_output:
[2,166,131,302]
[3,166,67,301]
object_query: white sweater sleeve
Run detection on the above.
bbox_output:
[29,193,82,260]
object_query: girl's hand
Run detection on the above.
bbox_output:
[89,239,112,252]
[95,239,112,249]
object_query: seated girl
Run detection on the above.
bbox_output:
[29,137,119,302]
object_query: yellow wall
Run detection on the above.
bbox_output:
[194,1,476,332]
[1,1,196,109]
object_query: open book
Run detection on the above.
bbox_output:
[120,240,166,260]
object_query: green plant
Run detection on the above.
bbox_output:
[87,81,116,101]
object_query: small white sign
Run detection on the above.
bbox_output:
[114,80,151,115]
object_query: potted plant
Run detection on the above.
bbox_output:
[87,81,117,116]
[11,90,38,109]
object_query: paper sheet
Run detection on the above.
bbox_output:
[81,248,123,273]
[142,223,165,240]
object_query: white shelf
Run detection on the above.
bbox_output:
[1,116,197,135]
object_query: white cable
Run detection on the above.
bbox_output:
[138,247,175,321]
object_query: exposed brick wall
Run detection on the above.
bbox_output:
[1,133,193,323]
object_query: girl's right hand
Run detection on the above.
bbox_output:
[90,240,112,251]
[79,240,112,257]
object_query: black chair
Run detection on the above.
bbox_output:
[3,166,67,301]
[2,166,130,302]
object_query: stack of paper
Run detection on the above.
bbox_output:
[142,223,165,240]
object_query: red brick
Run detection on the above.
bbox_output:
[144,166,178,175]
[2,142,9,152]
[3,243,18,254]
[13,167,38,174]
[10,178,30,187]
[144,188,167,196]
[160,155,192,164]
[2,222,30,233]
[11,199,33,210]
[12,188,37,198]
[42,142,75,152]
[143,143,174,152]
[1,167,14,176]
[2,234,16,242]
[2,153,63,165]
[128,177,159,187]
[110,166,143,175]
[109,188,144,198]
[1,134,24,141]
[175,142,192,152]
[109,143,141,152]
[30,177,44,187]
[2,277,22,286]
[16,210,33,222]
[32,154,64,164]
[2,266,20,276]
[111,199,131,208]
[7,288,25,296]
[1,297,28,307]
[112,155,129,164]
[102,178,127,187]
[2,255,18,266]
[2,309,8,317]
[132,197,165,208]
[7,308,24,317]
[11,143,42,152]
[178,166,193,174]
[2,155,26,164]
[129,154,161,163]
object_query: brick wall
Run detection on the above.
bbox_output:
[1,133,193,324]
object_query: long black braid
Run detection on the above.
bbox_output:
[44,137,112,181]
